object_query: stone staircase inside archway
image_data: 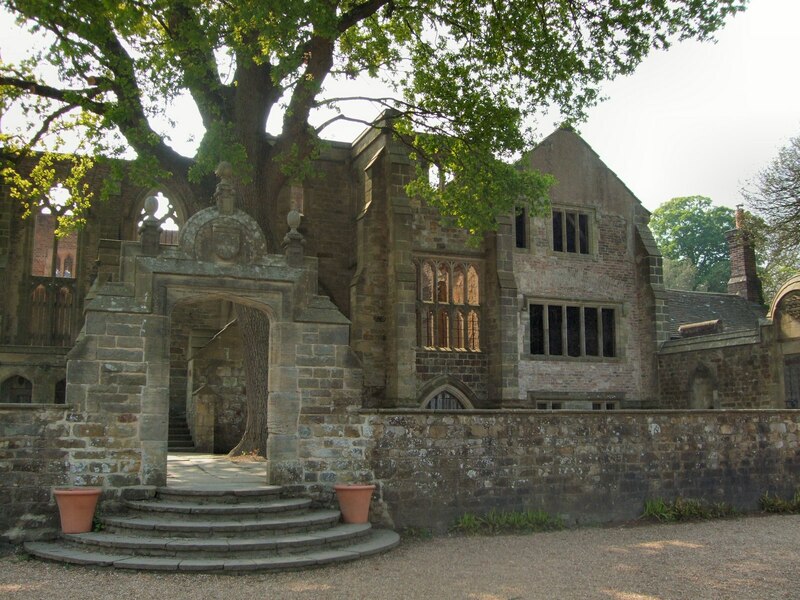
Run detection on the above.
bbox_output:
[168,413,197,452]
[25,485,399,571]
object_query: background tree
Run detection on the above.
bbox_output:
[744,134,800,299]
[0,0,745,454]
[650,196,734,292]
[739,212,800,302]
[661,257,698,291]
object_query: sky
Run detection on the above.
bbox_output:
[577,0,800,212]
[2,0,799,213]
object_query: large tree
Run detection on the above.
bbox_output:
[0,0,745,454]
[744,133,800,299]
[649,196,734,293]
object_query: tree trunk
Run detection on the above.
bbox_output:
[228,304,271,457]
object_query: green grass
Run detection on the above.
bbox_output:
[641,497,739,522]
[452,508,564,535]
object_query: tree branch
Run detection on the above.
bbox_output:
[338,0,392,32]
[162,1,232,126]
[0,76,105,113]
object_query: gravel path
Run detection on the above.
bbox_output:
[2,514,798,600]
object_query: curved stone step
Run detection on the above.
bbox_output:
[156,486,280,504]
[24,529,400,572]
[60,523,372,557]
[100,509,342,537]
[123,497,311,517]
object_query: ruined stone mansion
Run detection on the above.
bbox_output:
[1,125,799,540]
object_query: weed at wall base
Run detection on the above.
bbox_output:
[641,497,739,522]
[452,509,564,535]
[759,490,800,513]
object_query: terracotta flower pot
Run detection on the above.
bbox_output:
[53,487,102,534]
[333,484,376,524]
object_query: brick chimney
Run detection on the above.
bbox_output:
[725,205,763,304]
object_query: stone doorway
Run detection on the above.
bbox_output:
[64,168,362,493]
[169,298,248,455]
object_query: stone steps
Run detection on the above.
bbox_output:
[101,509,342,537]
[168,414,196,452]
[122,496,311,516]
[24,485,399,572]
[25,529,399,572]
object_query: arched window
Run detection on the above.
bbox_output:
[467,310,480,351]
[421,387,472,410]
[437,263,450,303]
[453,264,465,304]
[467,265,480,305]
[1,376,32,403]
[31,185,78,279]
[437,309,450,349]
[26,185,79,347]
[416,258,481,351]
[454,311,466,350]
[421,262,434,302]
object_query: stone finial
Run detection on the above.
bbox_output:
[283,207,305,267]
[139,195,162,256]
[143,195,159,220]
[214,161,237,214]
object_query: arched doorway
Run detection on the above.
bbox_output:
[770,276,800,408]
[65,186,363,491]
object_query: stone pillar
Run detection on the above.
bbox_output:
[488,215,520,403]
[386,158,417,405]
[266,321,302,485]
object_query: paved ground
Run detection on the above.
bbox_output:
[166,452,267,487]
[3,455,797,599]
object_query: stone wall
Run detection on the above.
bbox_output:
[0,403,142,542]
[658,329,780,409]
[361,409,800,531]
[415,350,489,405]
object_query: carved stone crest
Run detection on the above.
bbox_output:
[212,224,241,261]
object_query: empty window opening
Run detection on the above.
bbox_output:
[530,303,617,358]
[592,402,617,411]
[1,376,33,403]
[548,305,563,356]
[54,379,67,404]
[515,207,527,249]
[552,209,591,254]
[31,187,78,279]
[536,401,563,410]
[137,192,181,245]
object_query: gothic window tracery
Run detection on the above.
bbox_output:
[136,192,182,245]
[416,258,481,351]
[27,185,78,347]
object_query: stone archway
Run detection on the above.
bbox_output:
[770,275,800,408]
[65,169,363,491]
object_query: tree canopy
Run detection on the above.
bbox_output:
[0,0,746,456]
[649,195,734,293]
[1,0,745,239]
[744,133,800,298]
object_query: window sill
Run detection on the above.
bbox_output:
[523,354,622,362]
